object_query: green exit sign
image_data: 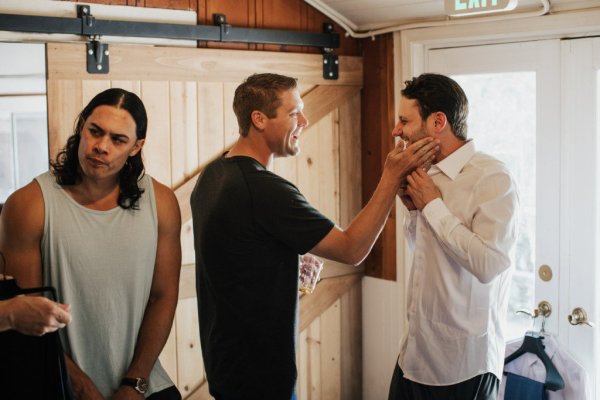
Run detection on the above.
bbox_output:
[445,0,518,16]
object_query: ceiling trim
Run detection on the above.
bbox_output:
[398,7,600,87]
[304,0,551,39]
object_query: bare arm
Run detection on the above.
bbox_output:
[310,137,438,265]
[407,168,519,283]
[0,296,71,335]
[113,179,181,399]
[0,181,104,399]
[65,355,104,400]
[0,189,70,336]
[0,181,45,288]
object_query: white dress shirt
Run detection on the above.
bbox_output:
[500,333,589,399]
[398,140,520,385]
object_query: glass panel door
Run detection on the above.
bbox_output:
[560,37,599,398]
[428,40,561,339]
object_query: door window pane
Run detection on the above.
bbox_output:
[0,43,47,203]
[451,72,536,340]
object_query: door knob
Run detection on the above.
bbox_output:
[568,307,595,327]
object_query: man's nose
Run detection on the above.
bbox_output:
[392,121,403,137]
[94,136,109,153]
[299,112,309,128]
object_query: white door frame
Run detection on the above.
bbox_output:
[397,8,600,85]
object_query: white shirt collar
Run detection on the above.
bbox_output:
[429,140,475,180]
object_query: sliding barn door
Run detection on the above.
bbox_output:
[46,42,363,400]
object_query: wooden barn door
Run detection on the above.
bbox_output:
[46,42,363,400]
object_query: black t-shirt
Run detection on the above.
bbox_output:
[191,155,334,399]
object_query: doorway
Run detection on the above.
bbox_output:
[426,37,599,397]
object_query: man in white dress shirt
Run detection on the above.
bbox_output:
[388,73,520,400]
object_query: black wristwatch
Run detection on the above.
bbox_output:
[121,377,148,394]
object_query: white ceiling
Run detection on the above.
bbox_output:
[307,0,600,31]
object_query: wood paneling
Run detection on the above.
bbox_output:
[302,85,361,129]
[141,80,172,185]
[46,80,80,161]
[67,0,196,11]
[197,82,225,165]
[320,299,341,399]
[299,273,361,332]
[46,43,362,86]
[361,33,396,281]
[339,92,362,228]
[170,81,199,187]
[176,298,204,397]
[340,281,362,400]
[296,280,361,400]
[203,0,254,50]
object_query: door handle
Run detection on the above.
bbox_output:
[568,307,595,327]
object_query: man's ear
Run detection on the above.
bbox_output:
[129,138,145,157]
[251,110,267,132]
[432,112,448,133]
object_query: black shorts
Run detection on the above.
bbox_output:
[388,363,499,400]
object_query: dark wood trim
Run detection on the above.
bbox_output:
[360,33,396,281]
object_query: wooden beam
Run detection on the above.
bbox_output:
[302,85,361,128]
[319,260,363,280]
[179,261,363,300]
[174,148,231,224]
[299,273,361,332]
[47,43,363,86]
[185,380,211,400]
[174,84,362,224]
[181,265,362,334]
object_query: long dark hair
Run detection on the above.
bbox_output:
[50,88,148,209]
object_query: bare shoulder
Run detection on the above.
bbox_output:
[0,180,45,257]
[150,178,181,230]
[1,180,44,232]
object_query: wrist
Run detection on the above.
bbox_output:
[4,297,17,330]
[121,377,148,395]
[380,170,402,192]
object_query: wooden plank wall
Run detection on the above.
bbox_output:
[46,42,362,400]
[65,0,397,279]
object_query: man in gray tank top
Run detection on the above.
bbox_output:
[0,89,182,399]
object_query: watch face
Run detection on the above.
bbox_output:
[136,378,149,394]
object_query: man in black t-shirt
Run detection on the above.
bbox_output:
[191,73,438,400]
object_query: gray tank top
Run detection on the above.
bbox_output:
[36,171,173,398]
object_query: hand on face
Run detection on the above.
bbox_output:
[384,137,439,183]
[405,168,441,210]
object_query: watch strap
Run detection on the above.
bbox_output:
[120,377,148,394]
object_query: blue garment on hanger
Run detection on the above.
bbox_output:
[504,372,547,400]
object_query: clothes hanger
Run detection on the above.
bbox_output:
[504,316,565,391]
